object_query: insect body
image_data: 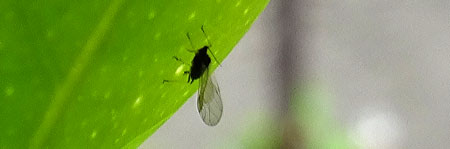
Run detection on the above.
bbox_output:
[171,26,223,126]
[187,46,210,84]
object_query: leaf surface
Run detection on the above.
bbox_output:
[0,0,269,148]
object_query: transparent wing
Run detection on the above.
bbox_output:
[197,69,223,126]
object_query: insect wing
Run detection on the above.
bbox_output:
[197,70,223,126]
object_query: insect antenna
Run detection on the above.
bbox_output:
[201,25,222,67]
[186,32,196,53]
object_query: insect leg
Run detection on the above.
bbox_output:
[162,79,177,84]
[162,79,187,84]
[173,56,191,66]
[163,72,190,84]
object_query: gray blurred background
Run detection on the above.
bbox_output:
[141,0,450,148]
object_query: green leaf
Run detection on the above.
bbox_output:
[0,0,269,148]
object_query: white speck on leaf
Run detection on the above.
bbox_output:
[133,95,143,108]
[153,32,161,40]
[245,19,250,26]
[235,0,241,7]
[90,130,97,139]
[175,65,185,76]
[121,128,127,136]
[188,12,196,20]
[138,70,144,77]
[5,86,14,96]
[147,11,155,20]
[244,8,249,15]
[161,92,167,98]
[104,91,111,99]
[183,91,189,97]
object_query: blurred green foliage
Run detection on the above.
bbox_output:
[234,83,355,148]
[0,0,269,148]
[293,83,355,149]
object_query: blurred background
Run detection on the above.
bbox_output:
[141,0,450,148]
